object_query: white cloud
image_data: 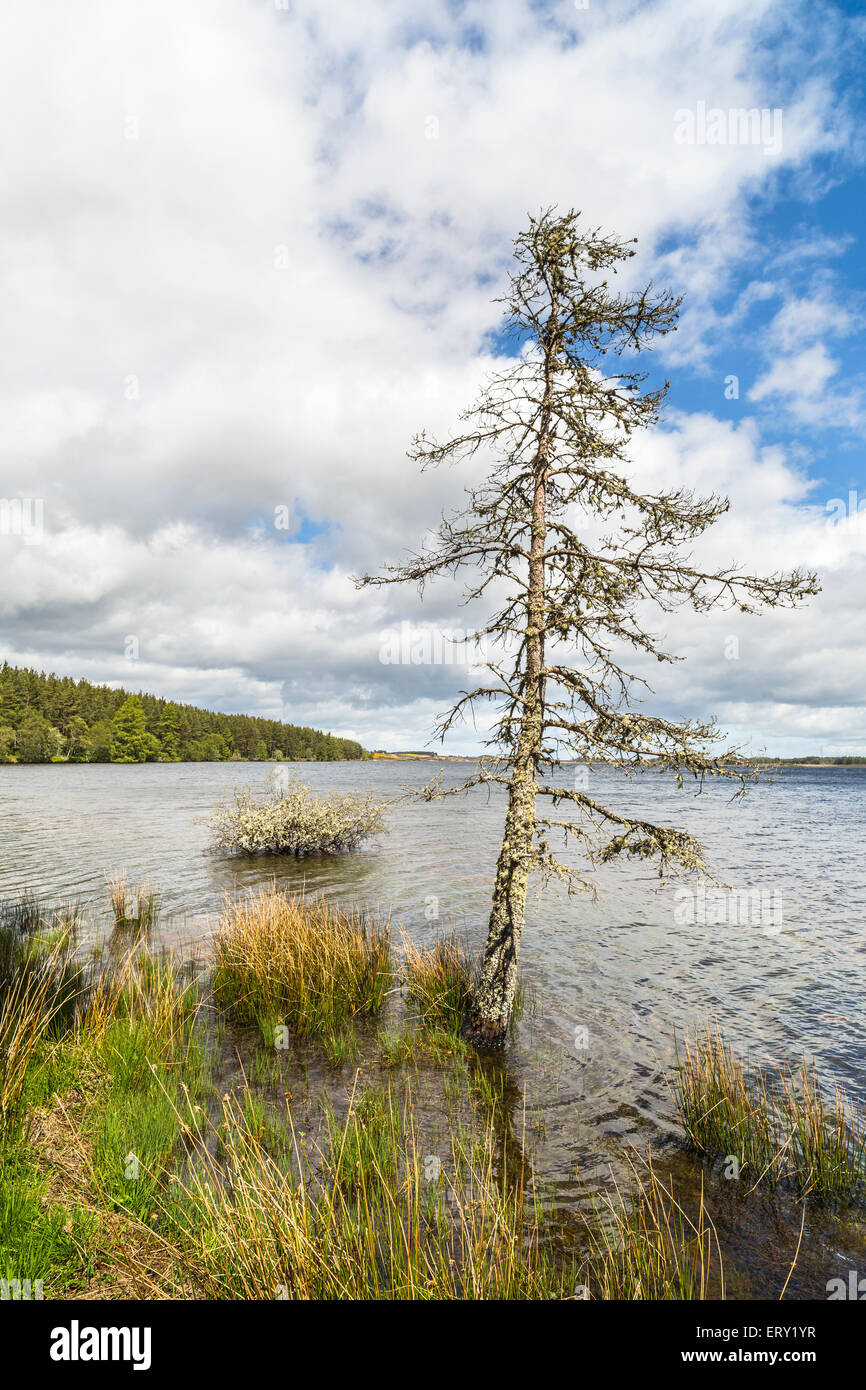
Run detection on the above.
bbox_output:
[747,286,865,425]
[0,0,860,751]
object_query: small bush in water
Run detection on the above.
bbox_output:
[210,775,385,857]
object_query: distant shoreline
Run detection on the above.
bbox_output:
[373,753,866,768]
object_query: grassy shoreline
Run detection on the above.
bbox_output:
[2,888,862,1300]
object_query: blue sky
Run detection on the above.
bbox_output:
[666,170,866,503]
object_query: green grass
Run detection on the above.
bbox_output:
[83,965,212,1218]
[322,1024,359,1068]
[157,1082,577,1300]
[323,1085,403,1192]
[249,1046,285,1089]
[89,1084,180,1219]
[0,1142,99,1295]
[4,889,800,1303]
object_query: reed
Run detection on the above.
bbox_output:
[673,1023,779,1182]
[106,876,159,930]
[402,932,474,1033]
[0,957,70,1125]
[323,1084,402,1192]
[781,1060,866,1202]
[0,892,49,936]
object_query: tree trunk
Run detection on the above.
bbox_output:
[462,735,539,1048]
[464,301,555,1050]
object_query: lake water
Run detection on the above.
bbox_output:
[2,759,865,1295]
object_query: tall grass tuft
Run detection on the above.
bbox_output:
[0,942,83,1125]
[212,886,393,1038]
[107,876,159,930]
[402,932,474,1033]
[323,1085,402,1192]
[673,1024,778,1182]
[0,893,49,936]
[0,909,86,1071]
[781,1060,866,1202]
[673,1023,866,1202]
[401,932,524,1037]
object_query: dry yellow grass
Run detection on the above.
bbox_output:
[212,885,393,1037]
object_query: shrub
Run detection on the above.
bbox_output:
[210,775,385,857]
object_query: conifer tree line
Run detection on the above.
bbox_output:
[0,664,367,764]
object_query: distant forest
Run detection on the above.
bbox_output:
[0,664,368,764]
[758,756,866,765]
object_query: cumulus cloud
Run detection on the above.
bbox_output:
[0,0,862,753]
[748,284,865,426]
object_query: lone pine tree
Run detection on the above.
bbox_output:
[361,209,818,1050]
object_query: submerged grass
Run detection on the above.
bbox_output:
[582,1156,723,1300]
[153,1077,576,1300]
[106,876,159,931]
[0,893,83,940]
